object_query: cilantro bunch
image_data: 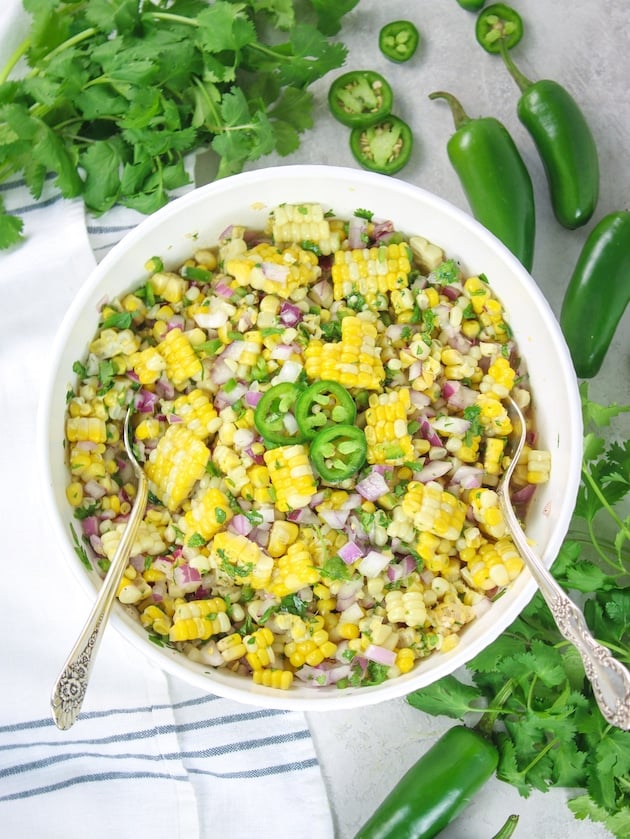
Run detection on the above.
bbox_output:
[0,0,358,248]
[408,384,630,838]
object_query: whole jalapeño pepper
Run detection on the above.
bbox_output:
[354,725,499,839]
[560,210,630,378]
[430,90,535,271]
[477,4,599,229]
[500,42,599,229]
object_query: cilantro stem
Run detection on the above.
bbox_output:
[519,735,560,776]
[0,36,30,84]
[587,517,623,574]
[477,677,516,738]
[28,27,99,76]
[581,464,630,541]
[147,12,199,28]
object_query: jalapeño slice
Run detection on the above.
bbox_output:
[328,70,394,128]
[295,380,357,440]
[310,424,367,482]
[253,382,305,445]
[378,20,420,63]
[350,115,413,175]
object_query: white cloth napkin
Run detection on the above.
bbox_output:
[0,173,333,838]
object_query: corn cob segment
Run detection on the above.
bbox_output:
[172,389,220,440]
[210,531,274,590]
[225,242,321,299]
[145,424,210,511]
[183,487,233,541]
[270,203,341,255]
[331,242,411,304]
[263,445,318,512]
[304,315,385,390]
[402,480,467,542]
[157,327,203,389]
[365,387,414,464]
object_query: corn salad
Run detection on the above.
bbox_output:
[65,203,550,691]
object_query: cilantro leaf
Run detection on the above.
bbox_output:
[0,0,353,248]
[307,0,360,35]
[406,675,484,718]
[0,197,24,249]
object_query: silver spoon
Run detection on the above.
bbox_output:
[51,403,148,730]
[497,396,630,730]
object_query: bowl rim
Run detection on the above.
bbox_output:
[37,163,583,710]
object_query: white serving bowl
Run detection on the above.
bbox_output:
[38,164,582,711]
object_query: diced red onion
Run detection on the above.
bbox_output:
[261,261,290,283]
[420,418,443,447]
[409,390,431,410]
[415,460,452,483]
[372,219,394,242]
[431,415,471,437]
[348,215,368,249]
[279,301,303,327]
[450,464,484,489]
[318,508,350,530]
[245,390,263,407]
[511,484,536,504]
[210,359,235,386]
[214,281,233,298]
[83,479,107,499]
[272,359,303,383]
[335,580,363,610]
[230,513,253,536]
[135,388,159,414]
[270,343,296,361]
[173,564,202,593]
[82,516,99,537]
[358,549,391,578]
[364,644,396,667]
[338,540,364,565]
[218,224,233,240]
[356,469,389,501]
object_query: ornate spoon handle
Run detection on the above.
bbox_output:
[499,491,630,730]
[51,409,148,730]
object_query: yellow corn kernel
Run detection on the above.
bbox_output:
[464,276,491,314]
[476,394,513,437]
[217,633,248,662]
[169,598,231,642]
[469,488,507,539]
[338,622,360,640]
[527,449,551,484]
[305,316,385,391]
[385,590,427,627]
[145,423,210,511]
[135,417,162,441]
[149,271,187,303]
[89,327,140,359]
[267,520,300,557]
[484,437,506,476]
[252,669,294,690]
[140,604,172,635]
[395,647,416,674]
[66,416,108,444]
[66,482,84,506]
[481,357,516,398]
[244,627,276,670]
[129,346,166,385]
